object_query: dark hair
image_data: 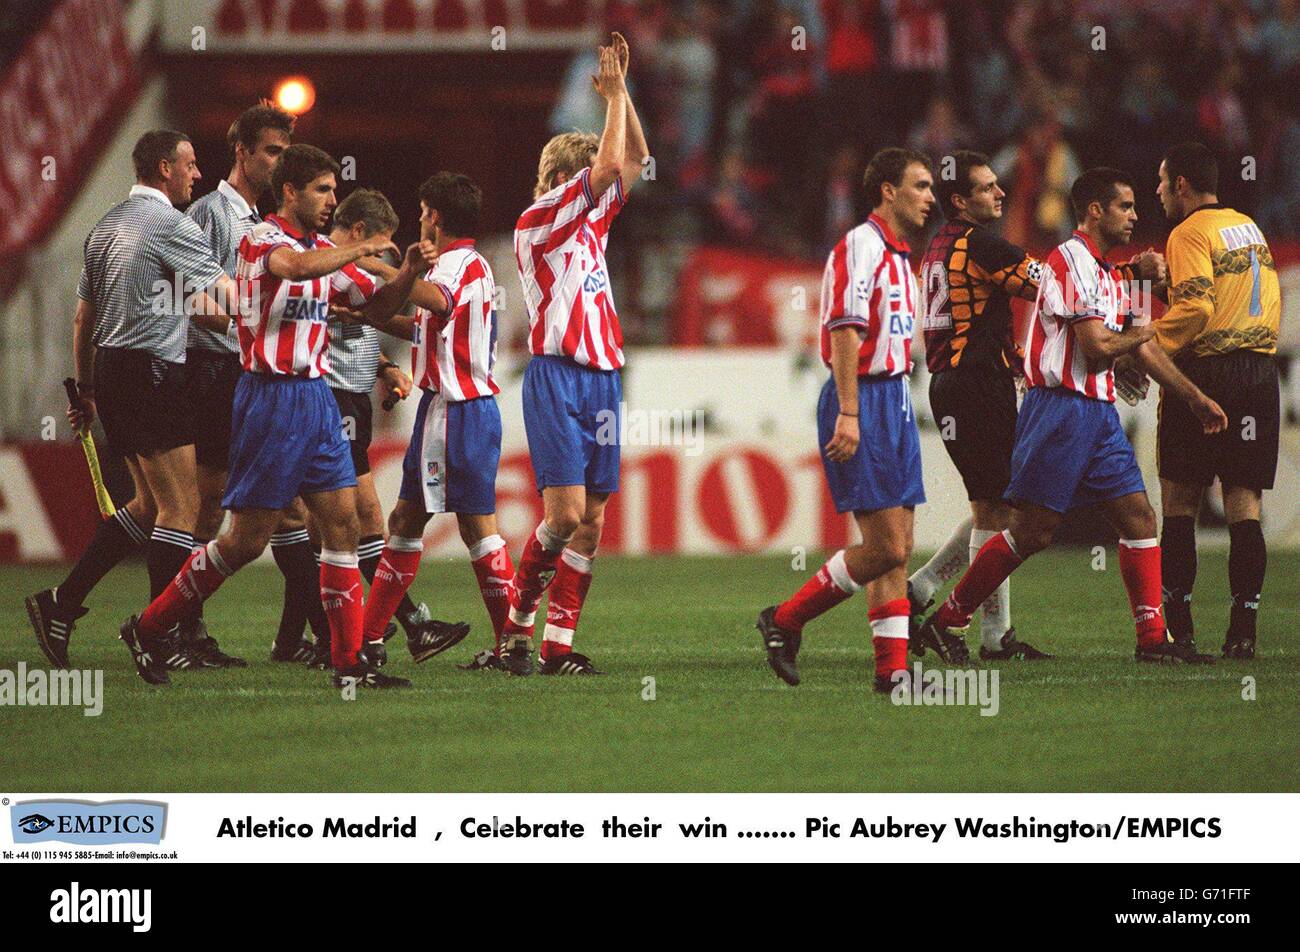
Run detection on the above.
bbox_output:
[936,149,990,219]
[227,101,295,158]
[418,172,482,237]
[132,130,190,182]
[334,188,398,237]
[1162,141,1218,194]
[862,147,933,209]
[271,144,341,202]
[1070,167,1134,222]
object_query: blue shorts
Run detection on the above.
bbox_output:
[818,375,926,513]
[523,355,621,494]
[399,389,501,514]
[1004,387,1146,513]
[223,373,356,510]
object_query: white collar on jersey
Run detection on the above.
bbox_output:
[128,184,173,207]
[217,179,257,220]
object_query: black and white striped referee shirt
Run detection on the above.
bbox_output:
[185,179,261,355]
[77,185,227,363]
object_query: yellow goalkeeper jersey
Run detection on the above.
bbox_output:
[1157,204,1280,357]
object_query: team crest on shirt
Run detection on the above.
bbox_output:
[583,268,608,293]
[426,461,440,487]
[855,278,872,301]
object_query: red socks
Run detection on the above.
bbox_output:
[542,549,594,660]
[774,549,863,632]
[361,537,423,643]
[468,534,513,653]
[139,541,232,636]
[503,522,570,639]
[870,598,910,678]
[320,550,365,670]
[936,530,1023,628]
[1119,538,1166,648]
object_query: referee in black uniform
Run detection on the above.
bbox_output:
[26,131,238,672]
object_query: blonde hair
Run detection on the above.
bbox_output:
[535,131,599,198]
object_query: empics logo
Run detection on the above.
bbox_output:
[50,882,151,932]
[11,800,165,845]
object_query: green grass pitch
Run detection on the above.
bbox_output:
[2,550,1296,792]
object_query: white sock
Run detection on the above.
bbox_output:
[910,515,974,605]
[970,528,1011,650]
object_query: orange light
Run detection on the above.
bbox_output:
[273,76,316,116]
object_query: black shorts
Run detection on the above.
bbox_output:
[93,347,193,459]
[1157,350,1280,491]
[928,367,1018,502]
[332,387,373,477]
[185,350,243,470]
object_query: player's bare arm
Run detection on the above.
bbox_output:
[610,32,649,194]
[1133,338,1228,433]
[267,232,397,282]
[69,298,97,430]
[352,251,448,316]
[184,273,242,333]
[1072,316,1156,361]
[823,326,863,463]
[588,42,628,197]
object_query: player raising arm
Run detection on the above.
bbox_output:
[119,144,420,689]
[916,168,1227,665]
[498,33,648,676]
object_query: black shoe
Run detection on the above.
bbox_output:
[1222,632,1256,660]
[1170,629,1202,655]
[1135,635,1216,664]
[538,651,603,675]
[980,628,1053,660]
[913,615,971,663]
[271,638,319,664]
[906,582,933,656]
[157,631,198,671]
[501,638,534,676]
[382,620,398,642]
[357,640,388,668]
[25,589,86,669]
[119,615,170,685]
[407,619,472,663]
[756,605,801,686]
[459,649,503,671]
[331,662,411,689]
[305,640,333,670]
[179,617,247,668]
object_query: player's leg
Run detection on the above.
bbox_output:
[908,513,973,613]
[502,483,583,648]
[122,506,281,684]
[457,512,513,664]
[1222,484,1265,657]
[269,499,331,662]
[860,506,915,689]
[26,457,157,668]
[1158,477,1203,649]
[538,491,608,674]
[1215,351,1279,658]
[300,485,377,678]
[361,498,432,650]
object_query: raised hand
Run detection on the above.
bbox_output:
[611,31,630,78]
[590,43,622,100]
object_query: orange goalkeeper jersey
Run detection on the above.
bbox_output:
[1157,204,1280,358]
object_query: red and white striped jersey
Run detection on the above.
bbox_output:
[1024,230,1146,403]
[820,213,918,377]
[412,239,499,401]
[234,214,379,378]
[514,166,626,371]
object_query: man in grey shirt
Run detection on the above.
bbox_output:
[26,131,239,673]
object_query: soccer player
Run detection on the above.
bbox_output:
[26,130,238,672]
[756,147,935,692]
[119,144,419,688]
[181,102,295,669]
[910,149,1051,660]
[499,33,648,676]
[916,168,1229,663]
[1153,142,1282,659]
[343,173,512,666]
[314,186,470,664]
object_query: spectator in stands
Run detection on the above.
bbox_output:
[991,104,1080,249]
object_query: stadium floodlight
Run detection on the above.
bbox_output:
[273,76,316,115]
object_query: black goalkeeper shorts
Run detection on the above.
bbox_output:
[927,366,1018,502]
[185,349,243,470]
[1157,349,1280,491]
[331,387,373,477]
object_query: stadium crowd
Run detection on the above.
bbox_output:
[549,0,1299,266]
